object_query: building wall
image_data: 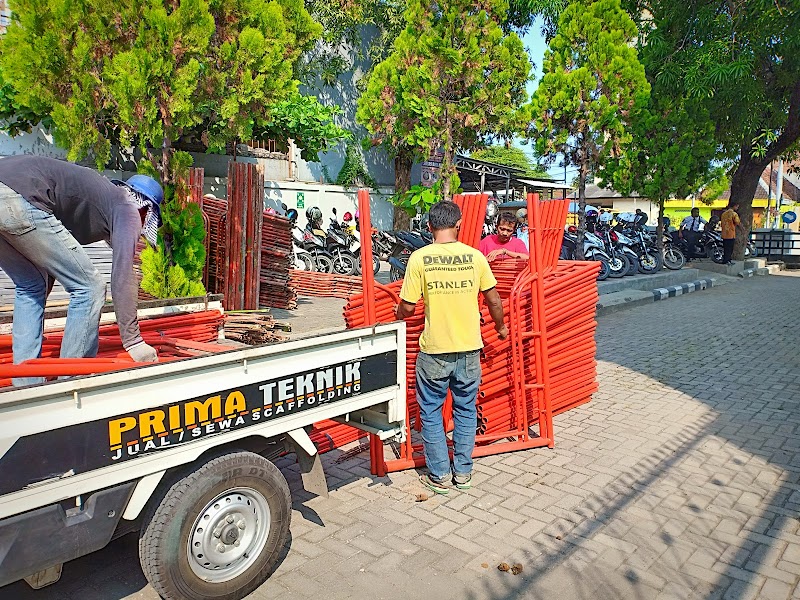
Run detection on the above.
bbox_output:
[0,132,396,231]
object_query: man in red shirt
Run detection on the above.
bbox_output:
[479,212,529,262]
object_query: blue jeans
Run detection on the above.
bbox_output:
[0,185,106,386]
[415,350,481,480]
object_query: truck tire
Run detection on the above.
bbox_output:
[138,452,291,600]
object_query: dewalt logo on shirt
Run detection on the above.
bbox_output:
[422,254,474,265]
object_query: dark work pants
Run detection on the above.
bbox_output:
[723,238,735,263]
[684,230,699,259]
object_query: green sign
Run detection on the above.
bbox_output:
[297,192,305,209]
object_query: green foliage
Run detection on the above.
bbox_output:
[336,140,377,188]
[471,145,548,178]
[530,0,649,193]
[140,245,206,299]
[392,180,453,216]
[357,0,532,198]
[623,0,800,222]
[601,96,717,206]
[697,168,730,206]
[299,0,406,85]
[505,0,568,36]
[254,93,351,162]
[135,150,206,298]
[530,0,648,254]
[0,0,321,181]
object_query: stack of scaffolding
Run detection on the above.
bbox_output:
[259,213,296,309]
[343,190,600,476]
[289,270,362,299]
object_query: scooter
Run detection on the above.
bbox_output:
[286,209,321,271]
[561,226,611,281]
[341,210,380,275]
[324,208,358,275]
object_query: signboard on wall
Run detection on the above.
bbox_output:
[421,149,444,188]
[297,192,305,209]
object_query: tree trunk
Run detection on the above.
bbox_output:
[656,198,665,255]
[729,156,766,260]
[440,146,456,201]
[393,151,413,230]
[575,159,588,260]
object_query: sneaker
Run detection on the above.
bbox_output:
[452,473,472,490]
[420,473,449,495]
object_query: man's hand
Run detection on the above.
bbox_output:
[496,324,509,340]
[487,248,505,262]
[128,341,159,363]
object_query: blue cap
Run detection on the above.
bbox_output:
[111,175,164,225]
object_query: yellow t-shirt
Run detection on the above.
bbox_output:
[399,241,497,354]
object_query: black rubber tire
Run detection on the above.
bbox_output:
[595,259,610,281]
[372,255,381,275]
[138,452,291,600]
[625,254,639,276]
[637,250,662,274]
[332,252,357,276]
[314,253,334,273]
[607,254,629,278]
[709,244,725,264]
[663,246,686,270]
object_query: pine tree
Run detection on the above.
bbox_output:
[530,0,649,257]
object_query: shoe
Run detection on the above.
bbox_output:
[452,472,472,490]
[420,473,449,495]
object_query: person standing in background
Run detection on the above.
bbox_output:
[721,202,741,265]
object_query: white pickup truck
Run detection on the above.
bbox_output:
[0,322,406,600]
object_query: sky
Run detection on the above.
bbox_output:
[517,21,578,182]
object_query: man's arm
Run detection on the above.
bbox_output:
[110,208,158,362]
[395,300,417,320]
[482,287,508,339]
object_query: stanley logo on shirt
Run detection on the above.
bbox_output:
[422,254,474,265]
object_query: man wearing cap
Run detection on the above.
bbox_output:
[0,156,163,386]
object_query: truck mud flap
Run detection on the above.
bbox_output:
[0,481,135,588]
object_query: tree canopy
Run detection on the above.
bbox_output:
[0,0,321,183]
[530,0,649,253]
[625,0,800,256]
[471,145,548,178]
[356,0,531,199]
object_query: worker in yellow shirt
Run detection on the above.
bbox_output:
[395,201,507,494]
[721,201,742,265]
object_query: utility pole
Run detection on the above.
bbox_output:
[766,161,774,228]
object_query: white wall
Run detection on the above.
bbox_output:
[610,198,660,225]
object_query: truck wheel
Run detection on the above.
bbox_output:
[139,452,290,600]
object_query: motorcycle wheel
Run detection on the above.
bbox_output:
[372,255,381,275]
[595,259,610,281]
[293,252,315,271]
[314,253,334,273]
[332,252,357,276]
[637,251,662,274]
[625,255,639,276]
[745,242,757,258]
[663,246,686,270]
[607,254,629,278]
[709,244,725,264]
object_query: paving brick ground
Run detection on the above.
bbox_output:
[4,272,800,600]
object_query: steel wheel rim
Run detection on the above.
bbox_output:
[187,487,271,583]
[610,257,625,272]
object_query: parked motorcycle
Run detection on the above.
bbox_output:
[672,217,725,264]
[286,209,315,271]
[560,226,611,281]
[616,217,663,274]
[340,210,380,275]
[301,207,336,273]
[323,208,358,275]
[387,230,430,282]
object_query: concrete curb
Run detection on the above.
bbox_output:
[739,268,757,278]
[652,278,716,301]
